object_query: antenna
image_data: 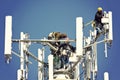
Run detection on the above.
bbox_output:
[76,17,83,56]
[104,72,109,80]
[108,11,113,42]
[102,11,113,57]
[4,16,12,64]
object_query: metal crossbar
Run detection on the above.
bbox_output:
[12,39,75,43]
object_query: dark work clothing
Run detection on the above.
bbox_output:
[94,11,104,30]
[94,11,103,23]
[57,43,76,55]
[57,43,76,68]
[93,11,104,41]
[60,55,69,68]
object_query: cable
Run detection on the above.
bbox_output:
[12,50,32,64]
[26,51,48,67]
[84,20,93,27]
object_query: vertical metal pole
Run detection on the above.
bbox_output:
[20,32,24,70]
[83,37,86,80]
[17,32,25,80]
[105,31,108,58]
[94,43,98,74]
[20,32,25,80]
[76,62,80,80]
[84,37,92,80]
[25,53,29,80]
[86,51,91,80]
[91,25,98,80]
[24,33,30,80]
[42,48,45,80]
[38,48,44,80]
[48,54,53,80]
[17,69,22,80]
[92,39,94,80]
[92,42,97,80]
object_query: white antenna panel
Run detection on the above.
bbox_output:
[4,16,12,63]
[108,11,113,41]
[104,72,109,80]
[76,17,83,56]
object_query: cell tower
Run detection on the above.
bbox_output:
[4,11,113,80]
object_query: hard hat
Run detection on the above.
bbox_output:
[97,7,103,11]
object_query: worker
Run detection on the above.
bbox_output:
[94,7,104,29]
[57,41,76,69]
[48,32,68,69]
[92,7,104,41]
[48,32,68,54]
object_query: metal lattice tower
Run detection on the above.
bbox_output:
[4,11,113,80]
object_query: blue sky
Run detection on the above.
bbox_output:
[0,0,119,80]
